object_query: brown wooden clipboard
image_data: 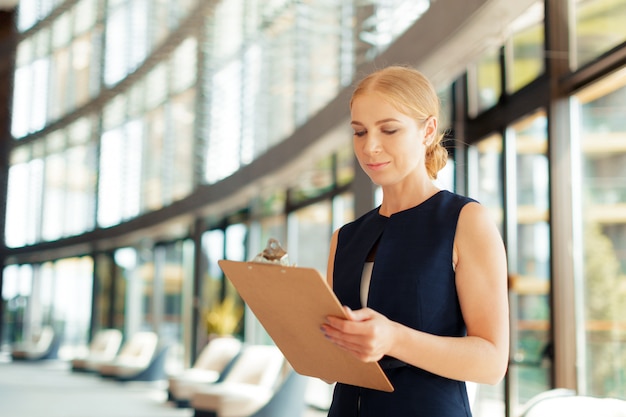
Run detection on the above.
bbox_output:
[218,259,394,392]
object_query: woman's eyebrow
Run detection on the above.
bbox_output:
[351,118,400,126]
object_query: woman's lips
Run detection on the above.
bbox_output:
[366,162,389,171]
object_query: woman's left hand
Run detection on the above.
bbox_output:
[321,306,398,362]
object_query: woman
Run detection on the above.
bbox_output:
[320,66,509,416]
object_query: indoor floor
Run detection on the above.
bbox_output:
[0,353,326,417]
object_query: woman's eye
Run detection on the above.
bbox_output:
[353,131,366,137]
[383,129,398,135]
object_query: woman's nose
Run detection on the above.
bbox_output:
[363,135,381,154]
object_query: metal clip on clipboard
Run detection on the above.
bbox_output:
[251,238,292,266]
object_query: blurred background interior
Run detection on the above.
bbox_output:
[0,0,625,416]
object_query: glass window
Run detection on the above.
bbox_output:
[150,0,172,47]
[212,0,244,61]
[224,223,247,323]
[11,41,33,138]
[205,60,243,184]
[52,11,72,49]
[74,0,98,36]
[51,257,94,359]
[256,215,287,252]
[93,253,115,332]
[143,106,165,211]
[108,250,127,331]
[1,258,92,359]
[42,148,66,241]
[356,0,430,61]
[507,111,552,414]
[71,33,96,109]
[16,0,60,32]
[438,86,453,135]
[1,265,33,347]
[145,63,168,110]
[14,1,101,129]
[49,47,70,121]
[201,229,226,338]
[287,200,332,274]
[246,217,285,345]
[468,46,502,116]
[571,0,626,70]
[506,2,545,93]
[1,264,28,347]
[336,141,355,187]
[5,150,44,247]
[170,90,196,201]
[30,56,50,133]
[293,2,343,125]
[104,3,129,86]
[241,44,263,163]
[573,68,626,400]
[128,0,150,71]
[152,241,191,373]
[5,162,30,248]
[127,80,145,119]
[199,225,245,342]
[114,246,153,336]
[250,188,287,221]
[172,38,197,94]
[102,93,127,131]
[434,157,455,192]
[262,13,296,148]
[97,121,144,227]
[468,134,504,232]
[65,142,97,235]
[332,192,354,231]
[288,155,335,206]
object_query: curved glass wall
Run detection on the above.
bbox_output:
[6,0,432,247]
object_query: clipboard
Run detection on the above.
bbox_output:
[218,259,394,392]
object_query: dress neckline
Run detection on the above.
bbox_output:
[376,190,445,218]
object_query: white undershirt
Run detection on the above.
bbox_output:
[360,261,374,307]
[360,261,456,307]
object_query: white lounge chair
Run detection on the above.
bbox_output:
[519,388,626,417]
[168,336,243,406]
[11,325,58,361]
[97,331,159,379]
[190,344,287,417]
[71,329,123,372]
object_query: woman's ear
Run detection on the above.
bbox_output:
[423,116,437,145]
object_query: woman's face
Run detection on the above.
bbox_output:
[350,91,435,187]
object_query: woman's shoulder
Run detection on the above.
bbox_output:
[438,189,478,206]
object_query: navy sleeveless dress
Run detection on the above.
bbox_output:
[328,190,475,417]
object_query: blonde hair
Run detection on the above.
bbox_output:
[350,65,448,179]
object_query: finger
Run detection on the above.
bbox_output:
[326,307,370,328]
[344,307,373,322]
[343,305,356,320]
[326,334,368,357]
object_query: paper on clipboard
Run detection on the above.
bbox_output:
[218,259,394,392]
